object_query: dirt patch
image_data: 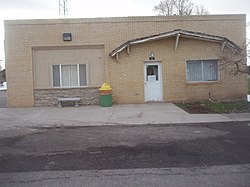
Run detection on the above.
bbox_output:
[175,102,216,114]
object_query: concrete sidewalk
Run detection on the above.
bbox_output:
[0,103,249,131]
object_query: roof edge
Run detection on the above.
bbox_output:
[4,14,246,25]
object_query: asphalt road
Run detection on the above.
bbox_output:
[0,121,250,186]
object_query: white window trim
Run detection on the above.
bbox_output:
[77,64,80,87]
[186,59,220,83]
[59,64,62,87]
[52,64,88,88]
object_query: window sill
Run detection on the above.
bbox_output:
[53,86,88,89]
[186,80,220,85]
[35,86,100,90]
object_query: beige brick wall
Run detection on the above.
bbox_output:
[110,38,247,103]
[4,15,247,107]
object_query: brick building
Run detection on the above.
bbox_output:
[4,15,247,107]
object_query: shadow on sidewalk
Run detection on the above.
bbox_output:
[0,91,7,108]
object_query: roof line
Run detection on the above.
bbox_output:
[109,29,241,57]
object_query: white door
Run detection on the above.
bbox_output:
[144,62,163,102]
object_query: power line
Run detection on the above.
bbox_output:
[59,0,68,17]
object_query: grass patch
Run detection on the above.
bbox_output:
[175,100,250,114]
[203,100,250,113]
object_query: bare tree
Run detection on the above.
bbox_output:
[195,5,209,15]
[219,44,250,76]
[153,0,175,16]
[153,0,208,16]
[175,0,194,15]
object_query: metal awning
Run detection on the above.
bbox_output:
[109,29,241,58]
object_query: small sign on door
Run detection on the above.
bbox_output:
[147,75,157,82]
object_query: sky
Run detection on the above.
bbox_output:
[0,0,250,68]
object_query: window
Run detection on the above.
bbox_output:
[146,65,158,81]
[187,60,218,82]
[52,64,87,87]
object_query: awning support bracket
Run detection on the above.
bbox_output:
[175,34,180,51]
[127,45,130,55]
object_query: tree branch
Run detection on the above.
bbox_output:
[219,45,249,76]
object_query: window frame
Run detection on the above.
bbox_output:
[52,64,88,88]
[186,59,220,83]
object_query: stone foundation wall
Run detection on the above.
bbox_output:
[34,87,99,107]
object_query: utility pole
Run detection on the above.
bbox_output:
[59,0,68,17]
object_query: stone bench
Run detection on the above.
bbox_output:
[58,97,81,107]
